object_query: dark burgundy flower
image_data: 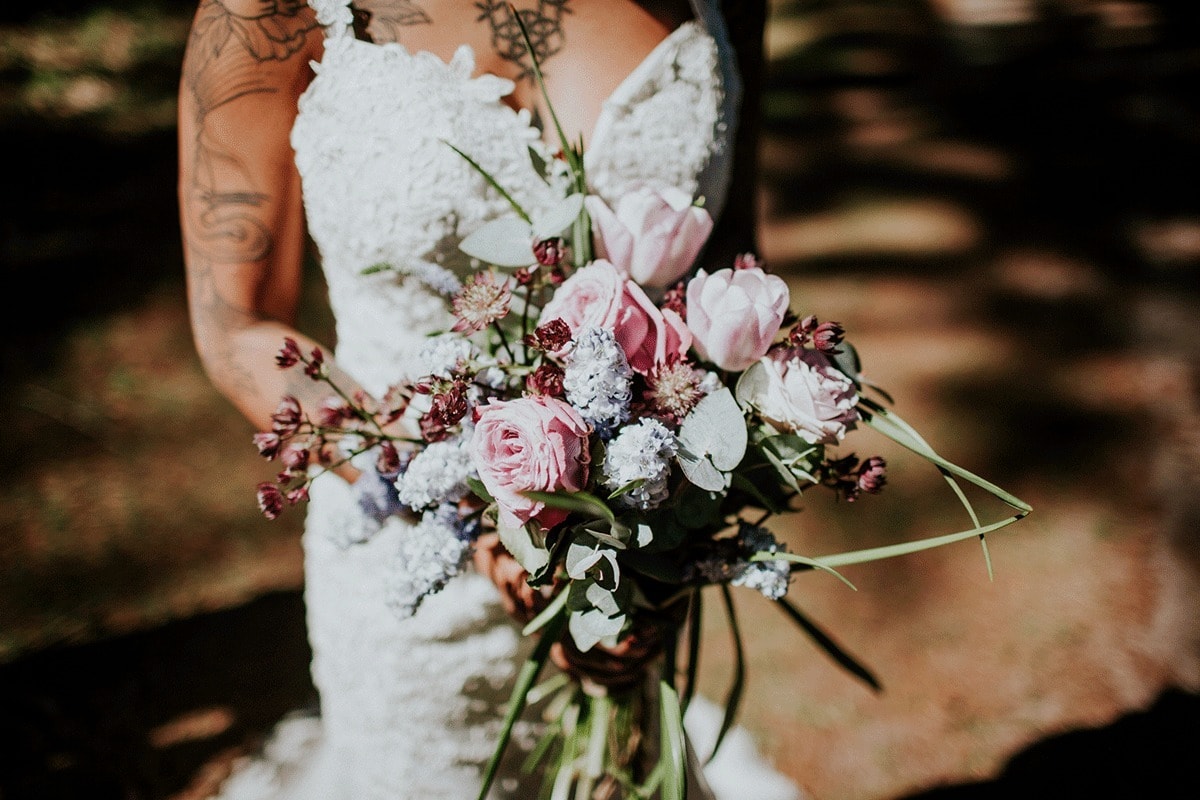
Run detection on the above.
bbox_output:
[857,456,887,495]
[285,485,310,506]
[812,321,845,353]
[524,318,572,352]
[275,337,302,368]
[533,237,566,267]
[789,315,819,347]
[526,363,565,397]
[253,431,282,459]
[514,267,534,286]
[256,482,285,520]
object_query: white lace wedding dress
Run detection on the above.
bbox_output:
[210,1,801,798]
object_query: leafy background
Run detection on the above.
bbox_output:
[1,1,1198,798]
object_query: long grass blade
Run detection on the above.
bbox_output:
[659,680,687,800]
[523,586,570,636]
[707,586,745,765]
[681,591,703,712]
[750,551,857,590]
[811,514,1026,569]
[775,598,882,692]
[442,140,532,224]
[477,611,566,800]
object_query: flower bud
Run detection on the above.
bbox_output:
[857,456,887,494]
[304,347,325,380]
[275,337,302,368]
[533,237,566,267]
[285,485,310,506]
[271,396,303,435]
[256,482,284,520]
[734,252,763,271]
[812,321,845,353]
[253,431,282,459]
[526,363,565,397]
[376,441,402,477]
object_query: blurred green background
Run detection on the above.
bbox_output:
[1,1,1198,798]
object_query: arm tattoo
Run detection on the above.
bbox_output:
[350,0,431,44]
[475,0,571,80]
[182,0,317,264]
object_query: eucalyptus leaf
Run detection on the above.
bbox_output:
[498,523,550,575]
[678,388,748,472]
[532,193,584,238]
[459,217,538,267]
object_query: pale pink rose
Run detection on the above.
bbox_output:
[586,187,714,289]
[751,351,859,444]
[539,260,691,374]
[686,267,790,372]
[471,396,591,531]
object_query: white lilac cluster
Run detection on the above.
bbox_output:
[731,525,792,600]
[386,504,471,617]
[394,434,473,510]
[602,419,677,510]
[563,326,632,440]
[412,333,476,380]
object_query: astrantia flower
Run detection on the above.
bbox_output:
[386,504,471,618]
[602,419,678,510]
[394,434,474,510]
[643,359,708,423]
[452,272,512,333]
[563,326,632,440]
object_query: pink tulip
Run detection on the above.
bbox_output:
[539,260,691,374]
[471,396,591,531]
[586,187,714,289]
[686,267,790,372]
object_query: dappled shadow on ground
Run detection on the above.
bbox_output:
[0,591,315,800]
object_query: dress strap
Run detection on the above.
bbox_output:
[686,0,743,228]
[307,0,354,40]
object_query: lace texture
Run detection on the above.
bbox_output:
[209,1,800,798]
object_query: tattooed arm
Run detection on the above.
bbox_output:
[179,0,362,444]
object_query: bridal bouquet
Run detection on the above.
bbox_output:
[252,14,1030,800]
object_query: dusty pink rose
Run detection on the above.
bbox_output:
[686,267,789,372]
[471,396,591,530]
[750,351,859,444]
[539,260,690,374]
[586,187,714,289]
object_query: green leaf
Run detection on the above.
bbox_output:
[774,598,882,693]
[608,478,647,501]
[521,490,615,523]
[681,591,703,713]
[730,471,784,514]
[476,611,565,800]
[467,476,494,505]
[829,340,863,386]
[677,388,749,490]
[522,586,570,636]
[659,681,687,800]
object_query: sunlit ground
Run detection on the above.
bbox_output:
[1,1,1198,799]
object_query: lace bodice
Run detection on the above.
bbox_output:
[291,0,737,396]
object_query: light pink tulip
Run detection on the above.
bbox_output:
[471,396,591,531]
[586,187,714,289]
[539,260,691,374]
[686,267,790,372]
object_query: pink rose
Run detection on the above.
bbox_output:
[586,187,714,289]
[746,351,859,444]
[686,267,789,372]
[471,396,591,530]
[539,260,691,374]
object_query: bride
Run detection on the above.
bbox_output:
[179,1,798,798]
